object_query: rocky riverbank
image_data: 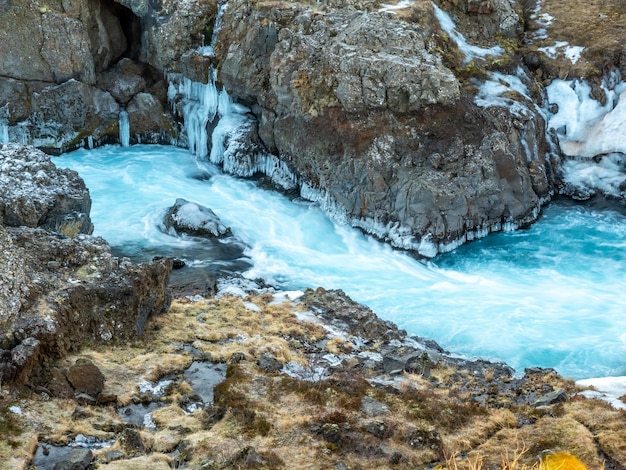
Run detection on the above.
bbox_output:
[2,283,626,469]
[2,0,625,254]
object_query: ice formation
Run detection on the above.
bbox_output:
[119,109,130,147]
[432,2,503,63]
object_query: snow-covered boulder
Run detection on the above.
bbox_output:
[163,198,232,238]
[0,143,93,236]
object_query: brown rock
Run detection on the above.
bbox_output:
[66,358,106,397]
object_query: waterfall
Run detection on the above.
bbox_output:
[198,0,229,56]
[119,109,130,147]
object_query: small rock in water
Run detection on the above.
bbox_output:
[163,198,232,238]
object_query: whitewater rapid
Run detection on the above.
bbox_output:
[57,144,626,380]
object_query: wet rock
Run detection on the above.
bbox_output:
[66,359,106,397]
[164,198,232,239]
[183,361,227,404]
[50,447,93,470]
[126,92,176,141]
[301,288,405,343]
[533,389,568,407]
[257,353,283,373]
[30,80,120,154]
[215,0,551,256]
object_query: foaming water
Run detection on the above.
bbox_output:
[57,145,626,379]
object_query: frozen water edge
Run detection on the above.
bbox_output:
[546,71,626,198]
[168,73,548,258]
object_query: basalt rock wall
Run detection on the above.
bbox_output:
[0,0,182,153]
[215,0,553,254]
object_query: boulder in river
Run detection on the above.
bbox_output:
[163,198,232,238]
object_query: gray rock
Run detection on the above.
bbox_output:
[257,352,283,373]
[164,198,232,239]
[407,427,443,455]
[382,354,407,376]
[365,420,390,439]
[0,0,128,84]
[98,70,146,104]
[52,448,93,470]
[533,389,568,407]
[405,352,434,378]
[0,225,172,385]
[0,77,30,124]
[215,0,553,256]
[118,427,145,455]
[126,92,176,142]
[29,80,120,153]
[361,396,390,417]
[0,144,94,236]
[124,0,218,72]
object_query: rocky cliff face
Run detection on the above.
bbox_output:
[0,0,180,153]
[214,0,553,254]
[1,0,623,252]
[0,144,172,385]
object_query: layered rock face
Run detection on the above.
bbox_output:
[215,0,553,254]
[0,0,179,153]
[0,144,172,385]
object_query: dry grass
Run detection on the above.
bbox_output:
[445,445,594,470]
[5,292,626,469]
[524,0,626,80]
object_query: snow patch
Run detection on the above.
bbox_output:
[562,154,626,199]
[379,0,413,12]
[473,69,535,118]
[577,376,626,410]
[539,41,584,64]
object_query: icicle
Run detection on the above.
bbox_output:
[0,123,8,144]
[119,109,130,147]
[87,136,94,149]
